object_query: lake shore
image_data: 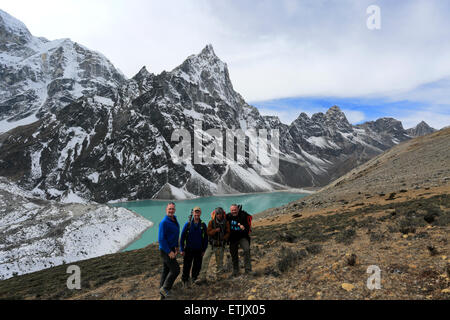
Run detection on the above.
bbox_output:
[118,221,155,252]
[117,209,155,252]
[108,188,317,205]
[116,191,311,251]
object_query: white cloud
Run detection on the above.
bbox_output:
[342,110,365,124]
[258,108,297,125]
[397,110,450,130]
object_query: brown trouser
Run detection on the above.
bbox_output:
[199,244,225,280]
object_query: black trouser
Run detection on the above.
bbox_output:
[230,237,251,273]
[160,250,180,291]
[182,248,203,282]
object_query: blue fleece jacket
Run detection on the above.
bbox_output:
[180,220,208,252]
[158,215,180,254]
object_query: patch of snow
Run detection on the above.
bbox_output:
[228,163,274,191]
[0,9,31,37]
[168,184,196,200]
[306,136,340,149]
[47,188,64,197]
[30,148,43,179]
[0,113,39,133]
[61,190,88,204]
[105,110,114,140]
[183,108,204,120]
[94,96,114,106]
[195,102,213,110]
[57,127,90,170]
[239,119,248,131]
[300,149,330,174]
[107,198,129,204]
[87,172,100,184]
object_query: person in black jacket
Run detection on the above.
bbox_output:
[180,206,208,286]
[226,204,252,277]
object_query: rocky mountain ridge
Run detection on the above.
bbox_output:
[0,10,421,203]
[406,121,436,137]
[0,9,125,132]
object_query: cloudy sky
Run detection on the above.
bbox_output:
[2,0,450,128]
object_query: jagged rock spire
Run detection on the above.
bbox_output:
[132,66,151,80]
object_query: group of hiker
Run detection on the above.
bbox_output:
[158,202,253,299]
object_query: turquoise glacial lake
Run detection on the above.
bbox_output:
[112,192,308,251]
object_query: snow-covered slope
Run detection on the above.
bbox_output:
[0,177,153,280]
[0,9,125,132]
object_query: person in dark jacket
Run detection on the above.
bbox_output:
[227,204,252,277]
[180,206,208,286]
[197,207,230,283]
[158,202,180,299]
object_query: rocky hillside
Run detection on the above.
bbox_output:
[0,9,125,132]
[0,129,448,300]
[0,177,152,280]
[257,127,450,216]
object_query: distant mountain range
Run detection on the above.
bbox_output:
[406,121,436,137]
[0,10,438,203]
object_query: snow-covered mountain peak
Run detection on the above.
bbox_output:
[295,112,310,122]
[0,10,127,128]
[263,115,284,128]
[0,9,32,40]
[311,111,326,122]
[170,44,239,107]
[133,66,151,80]
[172,44,228,80]
[198,43,217,58]
[326,105,343,115]
[324,105,351,129]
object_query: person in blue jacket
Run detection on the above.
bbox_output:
[158,202,180,299]
[180,206,208,287]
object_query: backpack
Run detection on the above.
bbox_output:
[238,205,253,235]
[181,211,207,248]
[210,218,228,247]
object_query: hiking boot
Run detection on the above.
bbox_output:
[159,287,170,299]
[245,270,257,277]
